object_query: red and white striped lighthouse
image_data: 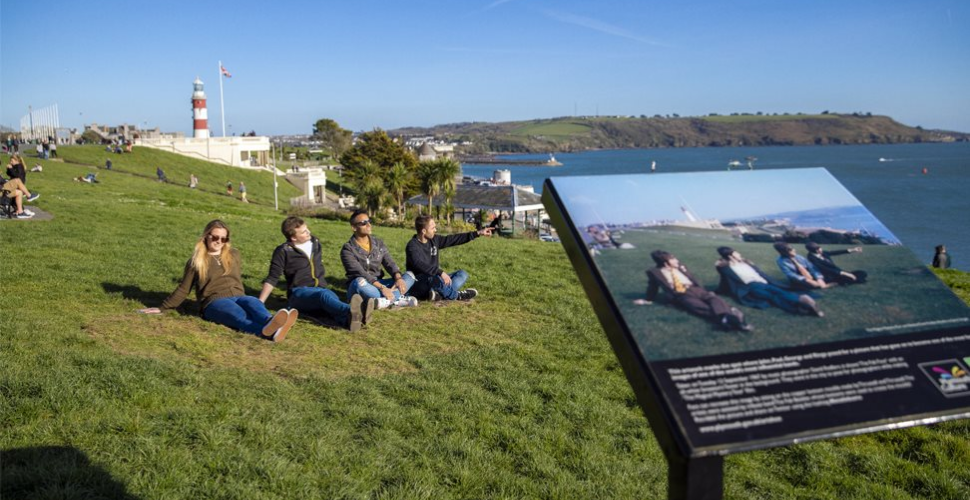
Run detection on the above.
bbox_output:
[191,77,209,139]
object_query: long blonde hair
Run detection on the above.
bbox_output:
[191,220,235,282]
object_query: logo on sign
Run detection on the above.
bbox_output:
[918,360,970,397]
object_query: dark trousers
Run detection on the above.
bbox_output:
[674,286,733,319]
[830,270,867,285]
[746,282,804,314]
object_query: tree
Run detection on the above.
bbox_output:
[436,158,462,222]
[416,161,443,215]
[385,161,411,218]
[348,160,387,215]
[312,118,352,161]
[339,129,417,173]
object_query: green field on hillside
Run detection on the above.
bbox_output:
[701,114,839,123]
[2,147,968,499]
[510,121,593,137]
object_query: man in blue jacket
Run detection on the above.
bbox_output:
[773,242,834,291]
[406,215,492,301]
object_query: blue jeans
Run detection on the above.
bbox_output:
[747,283,804,314]
[347,272,415,301]
[203,296,273,335]
[412,270,468,300]
[289,286,350,325]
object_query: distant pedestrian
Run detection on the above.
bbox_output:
[105,159,112,170]
[239,181,248,203]
[226,180,233,196]
[651,160,657,173]
[156,167,167,182]
[49,142,58,158]
[189,174,199,189]
[932,245,950,269]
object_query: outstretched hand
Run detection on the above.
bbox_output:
[138,307,162,314]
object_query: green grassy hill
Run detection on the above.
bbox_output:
[2,148,969,499]
[391,114,968,154]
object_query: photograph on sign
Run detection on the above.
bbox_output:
[548,168,969,362]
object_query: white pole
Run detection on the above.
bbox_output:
[273,143,279,211]
[219,60,226,138]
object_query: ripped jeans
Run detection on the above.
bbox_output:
[346,271,416,301]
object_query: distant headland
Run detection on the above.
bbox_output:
[390,113,969,154]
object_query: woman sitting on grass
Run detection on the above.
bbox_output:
[139,219,297,342]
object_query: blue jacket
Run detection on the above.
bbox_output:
[776,254,823,283]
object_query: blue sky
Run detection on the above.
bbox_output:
[2,0,968,136]
[551,168,875,227]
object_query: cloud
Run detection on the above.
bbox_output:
[484,0,517,10]
[544,10,671,47]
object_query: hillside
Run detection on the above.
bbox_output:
[391,114,970,154]
[2,147,969,499]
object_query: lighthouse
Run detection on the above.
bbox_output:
[191,77,209,139]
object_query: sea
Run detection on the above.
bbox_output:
[461,142,970,270]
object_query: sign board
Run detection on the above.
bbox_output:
[542,168,970,490]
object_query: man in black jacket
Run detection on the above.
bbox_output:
[406,215,492,301]
[341,209,418,309]
[259,216,373,332]
[805,242,867,285]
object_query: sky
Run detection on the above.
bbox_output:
[2,0,968,136]
[551,168,879,228]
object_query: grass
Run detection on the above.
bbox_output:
[510,122,593,137]
[701,114,839,124]
[2,147,969,499]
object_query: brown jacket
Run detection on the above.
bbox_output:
[161,247,245,313]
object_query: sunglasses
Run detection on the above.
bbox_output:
[353,219,371,227]
[207,235,230,243]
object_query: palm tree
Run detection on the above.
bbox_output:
[385,161,410,219]
[416,161,442,215]
[437,158,461,223]
[350,160,387,215]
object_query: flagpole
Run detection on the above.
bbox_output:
[218,60,226,138]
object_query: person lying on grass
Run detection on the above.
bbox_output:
[634,250,751,332]
[405,214,492,302]
[715,246,825,317]
[259,216,372,333]
[138,219,296,342]
[805,242,867,286]
[773,242,835,291]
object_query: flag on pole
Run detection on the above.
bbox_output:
[221,65,232,78]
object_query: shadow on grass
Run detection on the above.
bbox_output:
[102,282,171,308]
[1,446,140,500]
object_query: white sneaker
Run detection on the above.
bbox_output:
[393,296,419,308]
[22,209,35,216]
[375,297,392,310]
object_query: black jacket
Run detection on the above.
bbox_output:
[263,236,329,297]
[405,231,477,276]
[6,163,26,184]
[340,235,401,285]
[807,249,848,281]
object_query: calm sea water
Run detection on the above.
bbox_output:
[462,143,970,270]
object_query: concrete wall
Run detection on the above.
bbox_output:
[136,136,271,168]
